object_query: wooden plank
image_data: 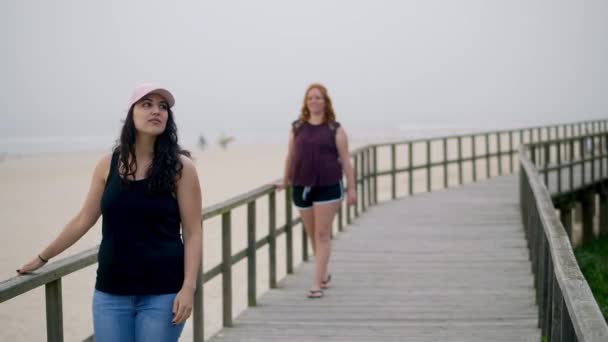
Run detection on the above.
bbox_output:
[210,176,540,342]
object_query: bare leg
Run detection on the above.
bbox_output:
[311,201,340,291]
[299,209,316,255]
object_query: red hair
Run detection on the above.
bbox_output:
[299,83,336,123]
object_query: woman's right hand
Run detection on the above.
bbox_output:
[274,179,288,191]
[17,256,47,275]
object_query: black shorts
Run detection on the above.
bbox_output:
[292,182,344,210]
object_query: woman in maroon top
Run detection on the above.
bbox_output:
[278,83,356,298]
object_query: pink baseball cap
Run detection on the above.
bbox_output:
[128,83,176,109]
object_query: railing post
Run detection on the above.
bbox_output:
[426,140,431,192]
[390,144,396,199]
[557,141,562,193]
[561,305,576,341]
[606,133,608,178]
[346,190,352,225]
[497,133,502,175]
[536,223,544,324]
[366,148,372,207]
[221,211,233,327]
[569,141,574,192]
[600,133,604,179]
[509,131,514,173]
[338,203,343,232]
[268,192,277,289]
[485,132,490,178]
[373,145,378,204]
[529,128,534,144]
[193,241,204,342]
[580,138,586,186]
[45,279,63,342]
[601,191,608,238]
[303,221,309,261]
[361,151,367,212]
[581,191,595,245]
[551,272,563,342]
[591,135,596,182]
[472,135,477,181]
[544,143,550,186]
[247,201,257,307]
[542,244,553,336]
[458,136,463,185]
[408,142,413,194]
[532,209,541,318]
[354,154,360,216]
[285,187,294,274]
[443,138,448,188]
[192,214,205,342]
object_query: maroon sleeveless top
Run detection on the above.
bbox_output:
[290,120,342,186]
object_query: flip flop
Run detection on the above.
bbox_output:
[307,289,323,299]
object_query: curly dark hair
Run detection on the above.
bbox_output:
[115,106,190,195]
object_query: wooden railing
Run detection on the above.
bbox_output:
[520,140,608,341]
[1,119,607,341]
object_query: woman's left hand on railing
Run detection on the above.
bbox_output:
[273,179,289,191]
[16,255,46,275]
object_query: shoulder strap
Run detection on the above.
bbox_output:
[328,121,341,136]
[292,119,304,135]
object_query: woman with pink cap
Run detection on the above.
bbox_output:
[17,83,203,341]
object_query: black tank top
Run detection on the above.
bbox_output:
[96,151,184,295]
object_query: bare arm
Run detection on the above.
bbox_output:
[336,127,356,205]
[172,155,203,324]
[17,153,111,274]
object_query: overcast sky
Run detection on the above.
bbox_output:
[2,0,607,151]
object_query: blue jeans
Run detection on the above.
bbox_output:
[93,289,185,342]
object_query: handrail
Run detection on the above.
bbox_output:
[519,146,608,341]
[1,118,607,341]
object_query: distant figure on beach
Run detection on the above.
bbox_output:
[198,134,207,150]
[277,83,356,299]
[218,133,235,150]
[17,83,203,342]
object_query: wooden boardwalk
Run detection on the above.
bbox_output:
[210,175,540,342]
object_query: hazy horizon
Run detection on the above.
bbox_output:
[2,0,607,153]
